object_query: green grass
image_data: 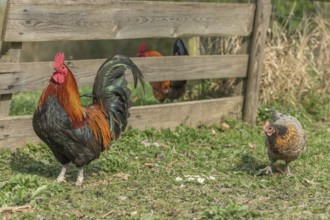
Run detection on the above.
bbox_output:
[1,98,330,219]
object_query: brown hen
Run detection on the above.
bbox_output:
[258,111,306,176]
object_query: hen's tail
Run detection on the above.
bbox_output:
[92,55,145,138]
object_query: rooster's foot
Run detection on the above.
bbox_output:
[75,168,84,186]
[56,166,67,183]
[56,176,66,183]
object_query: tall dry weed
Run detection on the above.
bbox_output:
[260,15,330,106]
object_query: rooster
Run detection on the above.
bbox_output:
[137,39,189,102]
[33,53,144,185]
[257,111,306,176]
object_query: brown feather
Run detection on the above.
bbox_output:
[265,123,305,163]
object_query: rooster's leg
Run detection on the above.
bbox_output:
[75,168,84,186]
[56,165,67,183]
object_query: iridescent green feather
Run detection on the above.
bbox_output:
[92,55,145,139]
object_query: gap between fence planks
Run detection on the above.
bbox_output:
[0,55,249,94]
[0,96,243,149]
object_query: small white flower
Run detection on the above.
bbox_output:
[175,177,183,182]
[208,176,216,180]
[197,177,205,184]
[187,177,195,181]
[118,196,127,201]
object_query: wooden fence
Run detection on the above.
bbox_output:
[0,0,271,148]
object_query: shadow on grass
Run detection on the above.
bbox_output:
[9,150,60,179]
[235,154,288,176]
[8,147,123,183]
[234,154,268,175]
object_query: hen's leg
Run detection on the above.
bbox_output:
[56,165,67,183]
[285,163,292,176]
[75,168,84,186]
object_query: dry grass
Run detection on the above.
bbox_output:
[195,15,329,121]
[260,15,330,106]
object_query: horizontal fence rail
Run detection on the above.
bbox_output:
[0,96,243,148]
[0,55,249,94]
[3,0,255,41]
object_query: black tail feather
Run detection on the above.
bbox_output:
[171,38,188,96]
[173,38,189,56]
[92,55,145,138]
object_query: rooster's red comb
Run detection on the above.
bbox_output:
[54,52,65,69]
[138,43,147,54]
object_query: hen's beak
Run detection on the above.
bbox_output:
[263,121,270,131]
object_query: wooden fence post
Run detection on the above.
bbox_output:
[243,0,272,124]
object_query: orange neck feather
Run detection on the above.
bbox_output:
[38,67,85,127]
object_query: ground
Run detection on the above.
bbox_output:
[0,105,329,219]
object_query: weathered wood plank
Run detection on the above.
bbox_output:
[0,115,34,150]
[0,42,22,117]
[0,94,13,117]
[2,0,255,42]
[129,96,243,129]
[243,0,272,124]
[0,96,243,149]
[0,55,249,94]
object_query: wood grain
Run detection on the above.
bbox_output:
[3,0,255,42]
[243,0,272,124]
[0,42,22,117]
[0,55,249,94]
[0,96,243,148]
[0,115,35,149]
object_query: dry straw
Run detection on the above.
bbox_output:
[261,15,330,105]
